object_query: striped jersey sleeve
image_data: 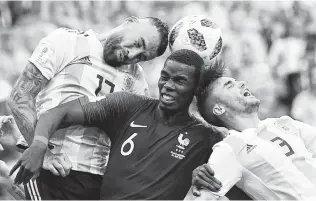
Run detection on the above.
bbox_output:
[205,140,243,198]
[28,28,89,80]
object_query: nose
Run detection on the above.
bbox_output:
[164,80,175,91]
[126,48,142,60]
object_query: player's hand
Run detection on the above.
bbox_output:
[0,116,21,140]
[43,153,72,177]
[9,141,47,185]
[192,164,222,196]
[0,160,11,188]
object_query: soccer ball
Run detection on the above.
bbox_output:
[169,15,223,66]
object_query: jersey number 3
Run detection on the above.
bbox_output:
[270,137,294,157]
[95,74,115,95]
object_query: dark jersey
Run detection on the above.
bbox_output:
[79,92,222,200]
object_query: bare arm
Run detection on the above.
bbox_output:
[9,99,84,185]
[8,62,49,145]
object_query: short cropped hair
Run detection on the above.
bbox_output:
[146,17,169,56]
[196,59,226,127]
[166,49,204,69]
[165,49,204,85]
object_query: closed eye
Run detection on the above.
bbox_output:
[160,71,169,81]
[174,76,188,85]
[135,40,141,48]
[224,80,234,89]
[160,75,168,81]
[177,79,187,84]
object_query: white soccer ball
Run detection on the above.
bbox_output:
[169,15,223,66]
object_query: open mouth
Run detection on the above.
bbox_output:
[242,88,252,97]
[161,93,175,104]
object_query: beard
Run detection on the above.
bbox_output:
[244,97,260,114]
[103,34,123,67]
[226,95,260,115]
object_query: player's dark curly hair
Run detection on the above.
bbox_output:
[196,59,227,127]
[165,49,204,85]
[146,17,169,56]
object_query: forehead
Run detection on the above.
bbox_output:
[207,77,234,96]
[163,60,197,77]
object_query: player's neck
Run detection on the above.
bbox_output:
[156,107,191,125]
[226,113,260,132]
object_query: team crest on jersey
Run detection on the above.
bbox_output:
[70,56,92,66]
[36,45,53,65]
[171,132,190,160]
[123,73,135,91]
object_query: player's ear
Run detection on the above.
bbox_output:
[125,16,139,24]
[213,104,225,116]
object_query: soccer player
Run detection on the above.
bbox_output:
[187,61,316,200]
[7,16,169,200]
[11,50,224,200]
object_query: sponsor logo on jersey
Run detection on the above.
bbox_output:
[171,132,190,160]
[130,121,147,128]
[70,56,92,66]
[246,144,257,154]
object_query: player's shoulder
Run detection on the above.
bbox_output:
[189,120,224,144]
[262,116,295,127]
[45,27,94,42]
[122,63,145,80]
[113,91,155,103]
[44,27,77,39]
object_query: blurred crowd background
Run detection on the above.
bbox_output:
[1,0,316,198]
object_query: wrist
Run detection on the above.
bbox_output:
[32,140,47,151]
[33,136,48,146]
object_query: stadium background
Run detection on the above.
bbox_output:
[0,0,316,198]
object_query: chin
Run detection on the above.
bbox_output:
[245,99,260,113]
[158,102,178,113]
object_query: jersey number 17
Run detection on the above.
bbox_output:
[95,74,115,95]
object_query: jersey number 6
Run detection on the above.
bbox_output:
[121,133,138,156]
[95,74,115,95]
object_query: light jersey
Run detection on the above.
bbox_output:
[28,28,149,175]
[205,116,316,200]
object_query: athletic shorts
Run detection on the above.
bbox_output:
[25,168,102,200]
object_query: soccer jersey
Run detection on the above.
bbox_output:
[79,92,222,200]
[207,116,316,200]
[28,28,149,175]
